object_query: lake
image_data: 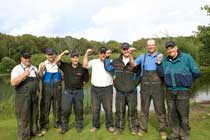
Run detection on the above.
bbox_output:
[0,71,210,111]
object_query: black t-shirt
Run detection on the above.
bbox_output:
[59,62,89,89]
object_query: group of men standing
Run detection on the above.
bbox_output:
[11,39,200,140]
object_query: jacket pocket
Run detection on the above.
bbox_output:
[174,73,192,87]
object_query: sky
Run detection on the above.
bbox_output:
[0,0,209,43]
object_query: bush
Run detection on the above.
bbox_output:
[0,57,16,73]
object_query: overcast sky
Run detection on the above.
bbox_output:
[0,0,209,42]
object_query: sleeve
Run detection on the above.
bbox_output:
[104,57,114,73]
[59,61,66,71]
[156,58,165,79]
[87,60,94,69]
[135,55,143,65]
[11,66,21,81]
[83,68,89,82]
[187,54,200,80]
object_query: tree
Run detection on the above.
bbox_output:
[196,4,210,66]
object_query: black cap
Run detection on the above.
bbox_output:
[45,48,55,54]
[121,42,130,49]
[70,52,79,57]
[165,41,176,48]
[21,50,31,58]
[99,46,107,53]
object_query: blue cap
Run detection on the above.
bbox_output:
[45,48,55,54]
[121,42,130,49]
[70,52,79,57]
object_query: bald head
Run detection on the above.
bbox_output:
[146,39,157,54]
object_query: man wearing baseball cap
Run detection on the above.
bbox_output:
[54,50,89,134]
[11,50,40,139]
[105,42,140,135]
[83,46,114,133]
[156,41,200,140]
[38,48,62,135]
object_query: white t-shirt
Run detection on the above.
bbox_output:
[11,63,38,81]
[122,56,129,65]
[39,60,59,73]
[88,59,113,87]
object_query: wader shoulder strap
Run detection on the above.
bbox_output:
[141,53,147,77]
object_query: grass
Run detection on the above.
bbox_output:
[0,103,210,140]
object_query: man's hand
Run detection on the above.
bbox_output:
[64,50,69,55]
[85,49,93,56]
[157,53,164,64]
[22,70,30,77]
[128,47,136,54]
[106,49,112,57]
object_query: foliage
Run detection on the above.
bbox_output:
[196,4,210,66]
[0,57,16,73]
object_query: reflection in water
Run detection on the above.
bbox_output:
[0,71,210,110]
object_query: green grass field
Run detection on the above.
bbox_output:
[0,103,210,140]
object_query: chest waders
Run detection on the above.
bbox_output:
[40,70,62,130]
[15,66,39,140]
[139,54,167,133]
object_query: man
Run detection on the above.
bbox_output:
[11,50,40,140]
[38,48,62,135]
[156,41,200,140]
[54,50,89,134]
[105,42,140,135]
[83,46,114,133]
[129,39,167,139]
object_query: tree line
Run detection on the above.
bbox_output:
[0,4,209,73]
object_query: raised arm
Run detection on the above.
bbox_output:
[128,47,137,67]
[156,53,164,78]
[104,50,114,72]
[38,62,45,78]
[83,49,93,69]
[54,50,69,64]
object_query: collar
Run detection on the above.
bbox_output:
[167,51,181,62]
[146,51,158,57]
[20,63,31,68]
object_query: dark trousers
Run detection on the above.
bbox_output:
[61,89,84,131]
[139,83,167,132]
[40,83,62,130]
[115,90,139,132]
[15,91,39,140]
[167,90,190,140]
[90,85,113,128]
[139,71,167,133]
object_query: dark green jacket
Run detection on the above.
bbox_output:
[157,52,200,90]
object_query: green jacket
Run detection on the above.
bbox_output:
[157,52,200,91]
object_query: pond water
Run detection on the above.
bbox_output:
[0,71,210,111]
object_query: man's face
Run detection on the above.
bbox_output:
[21,56,31,66]
[147,40,156,53]
[121,48,130,58]
[167,46,178,58]
[47,53,56,62]
[99,51,106,61]
[70,56,79,65]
